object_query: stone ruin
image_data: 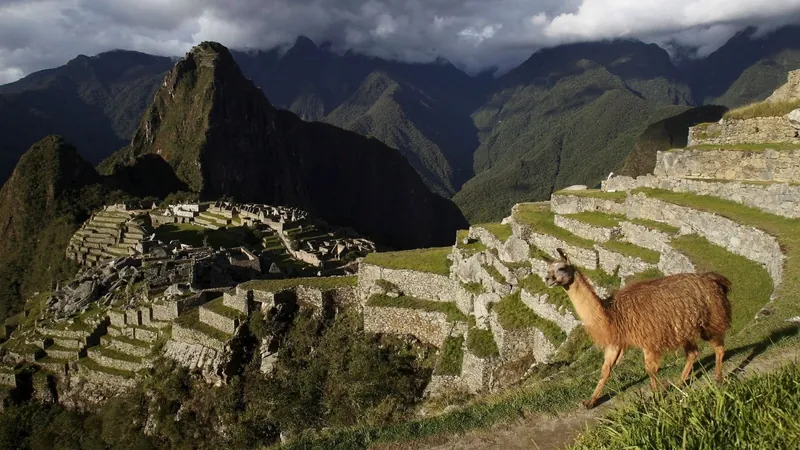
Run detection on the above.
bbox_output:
[66,206,158,267]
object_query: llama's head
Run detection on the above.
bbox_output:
[544,248,576,288]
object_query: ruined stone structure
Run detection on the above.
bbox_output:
[66,206,156,266]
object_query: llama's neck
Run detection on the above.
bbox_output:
[565,272,613,344]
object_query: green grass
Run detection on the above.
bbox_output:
[580,267,621,292]
[241,276,357,292]
[552,189,627,200]
[474,223,513,242]
[623,268,665,285]
[672,234,773,334]
[203,297,245,320]
[519,274,575,315]
[684,142,800,152]
[93,345,142,363]
[482,264,506,284]
[571,363,800,449]
[366,294,468,323]
[600,240,661,264]
[435,336,464,376]
[154,223,259,248]
[513,204,594,248]
[529,245,551,261]
[628,218,680,234]
[455,230,488,256]
[101,334,150,349]
[78,357,134,378]
[723,98,800,119]
[363,247,452,276]
[493,292,567,346]
[564,212,624,228]
[467,328,500,358]
[461,282,485,295]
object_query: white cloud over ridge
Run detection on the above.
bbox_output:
[1,0,800,83]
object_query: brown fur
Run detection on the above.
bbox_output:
[545,248,732,409]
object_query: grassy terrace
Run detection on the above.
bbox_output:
[564,212,624,228]
[572,363,800,449]
[461,281,485,295]
[174,308,232,342]
[285,189,799,449]
[78,357,134,378]
[628,217,680,234]
[552,189,627,200]
[467,328,500,358]
[513,204,594,248]
[723,98,800,120]
[362,247,452,276]
[102,334,150,348]
[203,297,245,320]
[519,275,575,315]
[600,240,661,264]
[93,345,142,363]
[241,276,357,292]
[366,294,467,323]
[434,336,464,376]
[493,292,566,346]
[455,230,487,256]
[482,264,506,284]
[683,142,800,152]
[474,223,513,242]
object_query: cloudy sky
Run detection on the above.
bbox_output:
[2,0,800,83]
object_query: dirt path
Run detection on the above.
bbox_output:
[373,347,800,450]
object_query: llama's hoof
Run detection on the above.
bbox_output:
[582,399,595,410]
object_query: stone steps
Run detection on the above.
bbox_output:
[101,335,152,358]
[87,346,146,372]
[199,298,243,335]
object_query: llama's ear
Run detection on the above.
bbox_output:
[556,248,570,263]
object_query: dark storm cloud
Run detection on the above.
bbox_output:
[1,0,800,83]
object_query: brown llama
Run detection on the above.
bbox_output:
[544,248,732,409]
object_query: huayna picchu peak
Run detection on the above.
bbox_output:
[102,41,467,251]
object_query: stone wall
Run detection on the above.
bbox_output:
[172,322,227,352]
[550,194,626,215]
[658,248,696,276]
[519,289,580,334]
[554,215,620,243]
[653,149,800,183]
[460,350,496,393]
[86,348,144,372]
[358,263,474,315]
[595,245,655,279]
[625,193,783,286]
[489,312,556,364]
[362,306,464,347]
[688,117,800,146]
[450,251,513,298]
[163,340,226,384]
[223,291,249,313]
[199,306,238,335]
[468,226,528,263]
[77,365,136,389]
[605,174,800,219]
[619,221,671,252]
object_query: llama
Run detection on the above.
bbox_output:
[544,248,731,409]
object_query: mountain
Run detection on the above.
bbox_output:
[231,38,484,196]
[102,41,467,250]
[683,26,800,106]
[453,40,693,222]
[0,50,174,181]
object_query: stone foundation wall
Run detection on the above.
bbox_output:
[489,312,556,363]
[362,306,459,347]
[625,193,783,286]
[653,149,800,183]
[358,264,474,315]
[550,195,626,215]
[554,215,620,243]
[519,289,580,333]
[688,117,800,146]
[172,323,227,352]
[604,174,800,219]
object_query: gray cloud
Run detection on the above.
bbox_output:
[1,0,800,83]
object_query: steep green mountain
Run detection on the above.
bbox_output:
[453,40,693,222]
[232,38,483,196]
[0,51,174,181]
[103,41,467,249]
[683,26,800,106]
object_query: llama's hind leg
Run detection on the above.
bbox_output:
[680,342,699,384]
[643,348,663,392]
[710,334,726,383]
[583,345,622,409]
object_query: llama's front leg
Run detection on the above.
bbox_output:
[583,346,621,409]
[643,348,663,392]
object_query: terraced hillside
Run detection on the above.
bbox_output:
[277,85,800,448]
